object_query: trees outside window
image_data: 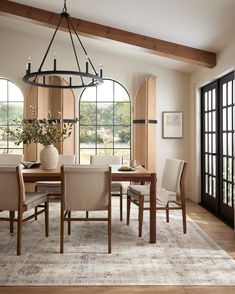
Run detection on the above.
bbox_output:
[0,78,23,154]
[79,79,131,164]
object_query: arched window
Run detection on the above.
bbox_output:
[0,78,24,154]
[79,79,131,164]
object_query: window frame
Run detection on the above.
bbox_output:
[79,78,131,164]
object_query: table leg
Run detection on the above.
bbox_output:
[150,173,156,243]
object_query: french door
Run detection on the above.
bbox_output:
[201,72,234,227]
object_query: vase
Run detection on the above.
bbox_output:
[40,144,59,170]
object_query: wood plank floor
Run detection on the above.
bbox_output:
[1,200,235,294]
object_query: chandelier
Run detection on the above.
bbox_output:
[23,0,103,89]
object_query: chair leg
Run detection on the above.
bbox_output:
[108,209,111,254]
[10,211,15,233]
[68,211,71,235]
[60,211,64,254]
[126,195,131,225]
[182,203,187,234]
[120,187,123,221]
[166,202,169,223]
[34,207,38,220]
[17,210,23,256]
[138,196,144,237]
[45,202,49,237]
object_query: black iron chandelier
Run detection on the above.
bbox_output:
[23,0,103,89]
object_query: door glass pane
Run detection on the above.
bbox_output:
[223,133,227,155]
[213,177,216,198]
[213,134,216,153]
[80,149,96,164]
[212,111,216,132]
[223,108,227,130]
[228,133,232,156]
[228,158,232,181]
[223,83,227,106]
[228,106,232,130]
[212,89,216,109]
[208,91,211,110]
[114,126,130,148]
[208,112,211,131]
[223,181,227,204]
[114,103,130,125]
[223,157,227,179]
[97,149,113,156]
[205,92,208,111]
[205,113,208,131]
[228,184,232,207]
[228,81,232,105]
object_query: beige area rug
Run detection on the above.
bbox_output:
[0,199,235,285]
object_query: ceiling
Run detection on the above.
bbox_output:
[1,0,235,73]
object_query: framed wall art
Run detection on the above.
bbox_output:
[162,111,183,138]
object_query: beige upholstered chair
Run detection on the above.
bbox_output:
[36,154,76,199]
[60,165,112,254]
[0,154,23,165]
[90,155,123,221]
[0,165,49,255]
[127,158,187,237]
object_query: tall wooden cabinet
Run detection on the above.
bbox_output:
[24,76,76,161]
[133,75,157,172]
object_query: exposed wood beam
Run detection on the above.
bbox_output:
[0,0,216,68]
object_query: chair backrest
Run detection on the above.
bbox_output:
[161,158,186,195]
[0,165,24,211]
[0,154,23,165]
[58,154,76,165]
[90,155,122,165]
[62,165,111,211]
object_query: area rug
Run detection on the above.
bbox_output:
[0,199,235,285]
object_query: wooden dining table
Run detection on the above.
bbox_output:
[22,165,157,244]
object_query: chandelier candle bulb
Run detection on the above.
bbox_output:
[53,52,57,71]
[99,63,103,78]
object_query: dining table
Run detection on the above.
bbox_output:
[22,165,157,244]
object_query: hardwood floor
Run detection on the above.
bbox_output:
[1,200,235,294]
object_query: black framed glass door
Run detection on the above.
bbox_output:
[201,72,234,227]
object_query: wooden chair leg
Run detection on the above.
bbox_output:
[138,195,144,237]
[10,211,15,233]
[68,211,71,235]
[182,203,187,234]
[34,207,38,220]
[17,210,23,256]
[119,187,123,221]
[166,202,169,223]
[108,209,111,254]
[45,202,49,237]
[60,211,64,254]
[126,195,131,225]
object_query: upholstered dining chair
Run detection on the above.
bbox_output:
[90,155,123,221]
[0,165,49,255]
[60,165,112,254]
[126,158,187,237]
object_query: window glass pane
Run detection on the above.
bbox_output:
[205,113,208,131]
[8,103,23,124]
[79,102,96,125]
[212,134,216,153]
[205,134,208,152]
[114,103,130,125]
[228,158,232,181]
[205,92,208,111]
[8,126,23,148]
[114,149,130,165]
[228,133,232,156]
[228,184,232,207]
[205,175,208,193]
[212,177,216,198]
[97,149,113,156]
[79,149,96,164]
[0,103,7,125]
[97,103,113,125]
[114,83,129,102]
[97,126,113,148]
[114,126,130,148]
[8,82,23,102]
[80,126,96,148]
[97,80,113,102]
[212,111,216,132]
[0,129,7,149]
[205,154,208,172]
[0,79,7,102]
[208,112,211,131]
[213,155,216,176]
[223,181,227,204]
[223,157,227,179]
[80,87,96,102]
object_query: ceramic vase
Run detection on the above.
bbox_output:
[40,144,59,170]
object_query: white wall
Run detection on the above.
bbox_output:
[0,26,190,191]
[189,39,235,202]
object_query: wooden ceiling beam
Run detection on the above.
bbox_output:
[0,0,216,68]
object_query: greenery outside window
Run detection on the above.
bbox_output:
[0,78,24,154]
[79,79,131,164]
